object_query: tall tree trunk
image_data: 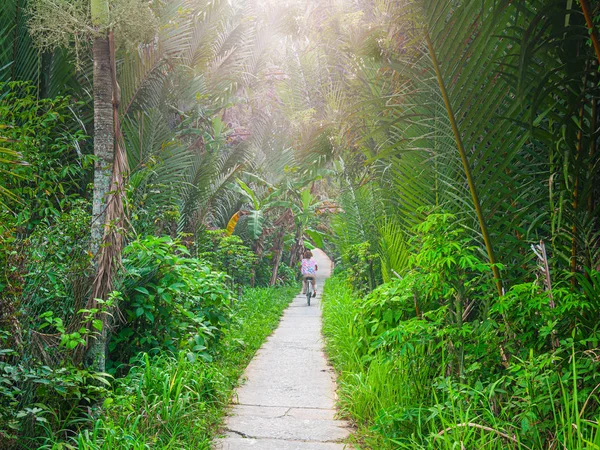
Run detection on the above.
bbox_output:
[270,229,285,286]
[90,36,114,257]
[250,236,264,287]
[289,226,303,267]
[85,35,114,372]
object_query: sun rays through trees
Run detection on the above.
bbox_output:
[1,0,600,448]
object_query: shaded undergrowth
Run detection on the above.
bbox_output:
[36,285,296,449]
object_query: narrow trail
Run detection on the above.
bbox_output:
[214,249,352,449]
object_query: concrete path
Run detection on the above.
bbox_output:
[214,249,352,450]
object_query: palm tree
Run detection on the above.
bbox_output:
[274,0,599,297]
[27,0,156,370]
[117,0,259,236]
[328,0,600,291]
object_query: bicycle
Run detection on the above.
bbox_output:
[305,276,315,306]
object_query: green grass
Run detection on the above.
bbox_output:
[321,274,390,448]
[321,275,528,449]
[321,275,600,450]
[41,285,297,450]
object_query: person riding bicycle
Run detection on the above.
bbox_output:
[300,250,318,297]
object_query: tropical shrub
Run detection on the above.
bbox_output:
[353,276,425,356]
[343,241,381,295]
[21,201,92,324]
[0,330,111,448]
[0,81,91,349]
[322,213,600,449]
[349,214,492,368]
[197,230,256,288]
[109,236,232,368]
[273,261,297,286]
[0,81,90,228]
[0,219,24,345]
[252,258,275,287]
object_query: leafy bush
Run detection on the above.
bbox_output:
[343,241,381,295]
[109,236,232,368]
[0,331,111,448]
[355,277,420,352]
[252,258,274,287]
[323,212,600,449]
[197,230,256,287]
[273,261,297,286]
[0,218,25,345]
[22,201,92,323]
[0,204,103,449]
[351,214,494,375]
[0,81,90,229]
[0,80,91,349]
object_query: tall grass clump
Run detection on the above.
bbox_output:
[322,213,600,449]
[323,274,440,448]
[322,276,362,376]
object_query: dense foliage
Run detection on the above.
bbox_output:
[1,284,294,448]
[312,1,600,446]
[323,213,600,448]
[110,236,233,366]
[0,82,90,226]
[73,286,296,449]
[1,0,600,448]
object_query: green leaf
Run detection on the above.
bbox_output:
[65,339,80,349]
[145,311,155,323]
[305,228,326,249]
[235,178,260,209]
[135,286,150,295]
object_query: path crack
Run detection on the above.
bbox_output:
[226,428,255,439]
[225,430,346,444]
[236,402,336,411]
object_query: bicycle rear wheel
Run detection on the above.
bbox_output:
[306,285,311,306]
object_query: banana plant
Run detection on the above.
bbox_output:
[226,177,290,285]
[233,178,272,240]
[227,175,327,282]
[287,187,326,266]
